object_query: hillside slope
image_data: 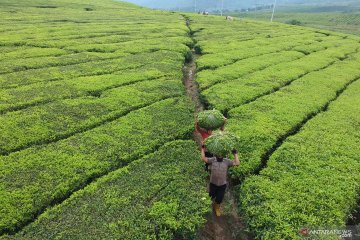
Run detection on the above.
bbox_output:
[1,1,360,239]
[0,1,209,238]
[190,14,360,239]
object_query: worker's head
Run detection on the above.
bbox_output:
[215,156,224,162]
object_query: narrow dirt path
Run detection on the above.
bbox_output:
[183,50,203,114]
[182,16,252,240]
[198,181,252,240]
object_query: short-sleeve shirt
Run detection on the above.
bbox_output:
[207,157,234,186]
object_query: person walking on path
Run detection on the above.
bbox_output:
[195,119,226,144]
[201,145,240,217]
[195,119,226,171]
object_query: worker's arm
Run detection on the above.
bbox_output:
[220,118,227,132]
[232,149,240,166]
[195,121,199,132]
[195,122,205,145]
[201,145,208,163]
[195,121,204,136]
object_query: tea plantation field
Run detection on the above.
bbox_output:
[191,15,360,239]
[1,0,360,239]
[238,9,360,36]
[0,1,209,239]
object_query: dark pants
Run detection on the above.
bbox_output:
[209,183,227,204]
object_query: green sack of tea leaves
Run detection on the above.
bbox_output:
[205,131,238,157]
[197,109,226,130]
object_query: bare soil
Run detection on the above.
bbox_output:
[182,51,203,114]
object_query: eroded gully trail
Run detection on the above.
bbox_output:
[182,16,252,240]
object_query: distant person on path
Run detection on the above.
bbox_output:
[195,119,226,170]
[201,145,240,216]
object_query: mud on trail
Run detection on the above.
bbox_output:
[183,50,203,114]
[182,17,253,240]
[198,183,252,240]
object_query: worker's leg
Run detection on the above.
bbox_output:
[209,183,226,217]
[209,183,220,216]
[214,184,227,204]
[211,184,227,217]
[209,182,217,200]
